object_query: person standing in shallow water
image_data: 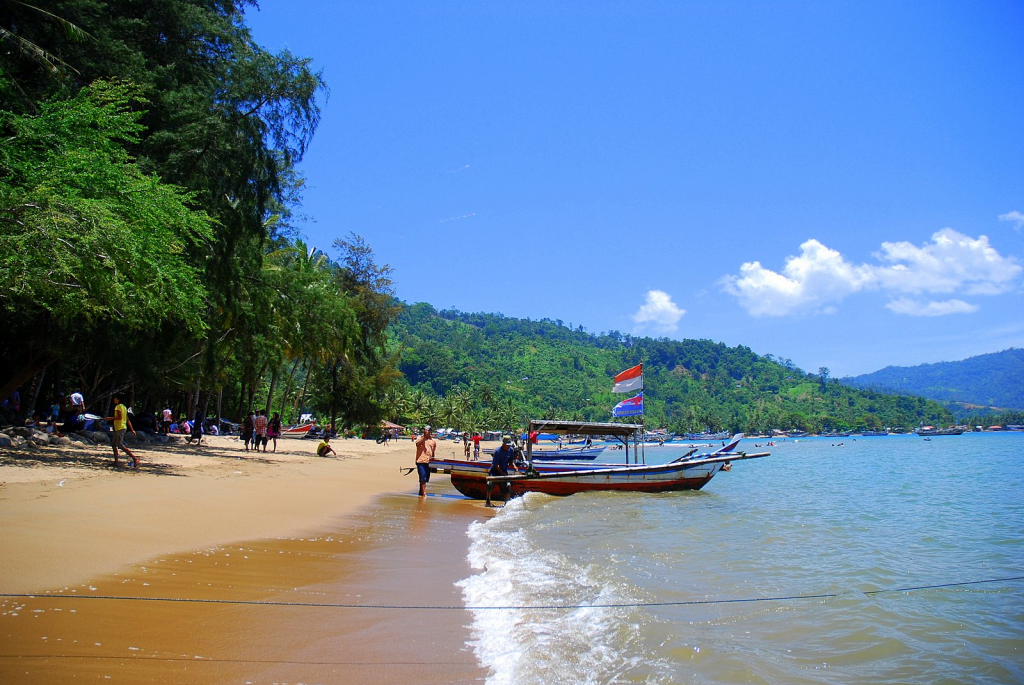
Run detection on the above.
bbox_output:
[105,394,138,468]
[485,435,518,507]
[415,426,437,497]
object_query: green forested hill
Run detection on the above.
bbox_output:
[843,349,1024,412]
[386,304,953,433]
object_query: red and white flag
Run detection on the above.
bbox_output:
[612,363,643,394]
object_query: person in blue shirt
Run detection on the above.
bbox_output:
[485,435,518,507]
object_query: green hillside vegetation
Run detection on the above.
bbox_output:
[1,2,398,431]
[843,349,1024,413]
[381,304,954,434]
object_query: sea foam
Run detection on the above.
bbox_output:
[457,494,670,685]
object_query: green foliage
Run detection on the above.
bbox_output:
[0,2,399,430]
[0,80,212,329]
[390,306,955,433]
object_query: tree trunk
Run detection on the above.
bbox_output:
[279,358,300,422]
[236,378,247,422]
[330,360,338,436]
[265,365,280,415]
[26,367,47,419]
[0,354,57,405]
[293,357,311,420]
[248,359,268,414]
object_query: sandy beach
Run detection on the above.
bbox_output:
[0,433,495,683]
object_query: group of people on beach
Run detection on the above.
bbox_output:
[461,431,483,460]
[240,409,283,452]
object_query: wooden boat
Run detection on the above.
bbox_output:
[446,421,767,500]
[280,422,315,438]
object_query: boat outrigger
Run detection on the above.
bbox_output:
[441,420,768,500]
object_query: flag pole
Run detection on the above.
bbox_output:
[634,360,643,462]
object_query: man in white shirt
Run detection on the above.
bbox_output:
[69,390,85,417]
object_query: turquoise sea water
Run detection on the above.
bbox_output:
[458,433,1024,684]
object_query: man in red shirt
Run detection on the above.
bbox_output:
[471,433,482,461]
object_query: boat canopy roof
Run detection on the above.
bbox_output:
[527,419,642,437]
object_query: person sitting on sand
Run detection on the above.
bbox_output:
[104,394,138,469]
[317,436,336,458]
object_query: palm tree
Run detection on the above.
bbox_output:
[1,0,91,80]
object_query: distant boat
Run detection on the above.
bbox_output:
[280,423,315,438]
[915,426,964,436]
[859,430,889,437]
[530,445,607,460]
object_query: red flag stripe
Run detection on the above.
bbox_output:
[614,364,642,382]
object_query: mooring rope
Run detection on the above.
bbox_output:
[1,574,1021,611]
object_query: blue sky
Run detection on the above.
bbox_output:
[245,1,1024,376]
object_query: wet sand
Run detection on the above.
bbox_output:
[0,434,494,683]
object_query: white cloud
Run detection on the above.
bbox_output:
[723,229,1021,317]
[872,229,1020,296]
[999,210,1024,233]
[721,239,873,316]
[632,290,685,334]
[884,298,979,316]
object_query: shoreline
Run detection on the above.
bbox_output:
[0,434,494,683]
[0,433,489,593]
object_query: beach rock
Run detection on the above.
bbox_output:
[68,433,92,445]
[24,439,39,448]
[10,435,26,448]
[0,434,12,448]
[166,434,184,443]
[87,431,110,445]
[150,434,169,444]
[10,427,33,438]
[32,430,51,442]
[52,436,72,446]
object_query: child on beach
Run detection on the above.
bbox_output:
[317,436,336,457]
[104,394,138,468]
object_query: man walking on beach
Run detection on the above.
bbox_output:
[105,394,138,469]
[415,425,437,497]
[485,435,518,507]
[472,432,482,461]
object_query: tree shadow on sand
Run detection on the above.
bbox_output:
[1,449,184,477]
